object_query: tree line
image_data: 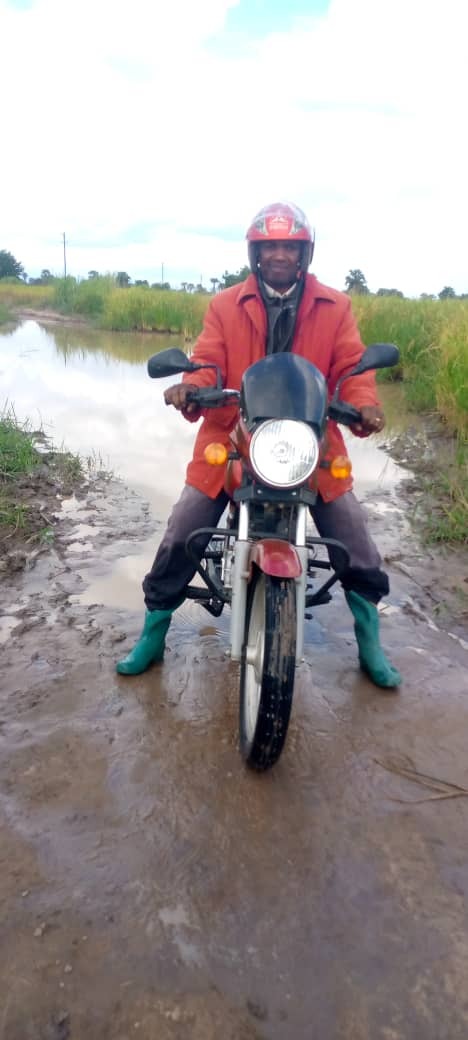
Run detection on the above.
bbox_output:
[0,250,465,301]
[344,268,466,301]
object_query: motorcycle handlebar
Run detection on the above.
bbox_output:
[327,400,362,426]
[184,387,361,427]
[185,387,240,408]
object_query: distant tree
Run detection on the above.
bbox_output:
[116,271,130,287]
[345,269,369,294]
[210,277,219,293]
[195,283,208,294]
[420,293,436,300]
[0,249,26,280]
[40,269,54,284]
[134,279,149,288]
[438,286,456,300]
[181,281,188,292]
[376,287,404,298]
[186,282,194,293]
[219,265,250,289]
[88,270,99,280]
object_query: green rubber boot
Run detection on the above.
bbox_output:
[116,608,174,675]
[345,590,402,689]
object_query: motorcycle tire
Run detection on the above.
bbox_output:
[239,570,296,771]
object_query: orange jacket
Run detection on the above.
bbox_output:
[182,273,380,502]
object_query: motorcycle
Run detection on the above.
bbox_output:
[147,342,399,771]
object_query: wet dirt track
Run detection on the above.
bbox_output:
[1,477,468,1039]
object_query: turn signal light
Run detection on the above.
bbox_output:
[330,455,352,479]
[204,442,228,466]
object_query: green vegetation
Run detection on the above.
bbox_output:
[0,409,40,540]
[0,301,12,324]
[0,278,208,339]
[65,278,209,337]
[0,280,54,310]
[351,295,467,543]
[351,295,467,438]
[0,249,26,280]
[0,409,38,477]
[98,284,208,337]
[0,408,82,546]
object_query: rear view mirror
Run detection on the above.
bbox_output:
[350,343,400,376]
[147,348,201,378]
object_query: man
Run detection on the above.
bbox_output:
[117,202,401,688]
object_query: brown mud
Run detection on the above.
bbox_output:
[1,421,468,1037]
[13,308,89,326]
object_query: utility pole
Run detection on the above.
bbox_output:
[63,232,67,278]
[161,262,164,285]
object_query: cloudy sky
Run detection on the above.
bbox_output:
[1,0,467,297]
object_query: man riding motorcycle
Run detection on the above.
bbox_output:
[117,201,401,689]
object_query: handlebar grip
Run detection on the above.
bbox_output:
[185,387,237,408]
[328,401,362,426]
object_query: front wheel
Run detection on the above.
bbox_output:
[240,570,297,771]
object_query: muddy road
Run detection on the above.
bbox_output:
[1,321,468,1039]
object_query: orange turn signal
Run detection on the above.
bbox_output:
[204,442,228,466]
[330,455,352,479]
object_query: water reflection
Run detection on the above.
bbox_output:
[50,323,190,367]
[1,318,411,518]
[0,319,195,512]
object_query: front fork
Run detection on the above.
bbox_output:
[229,502,308,663]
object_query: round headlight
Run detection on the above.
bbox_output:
[249,420,319,489]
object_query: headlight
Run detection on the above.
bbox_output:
[249,420,319,489]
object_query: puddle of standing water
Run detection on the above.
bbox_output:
[0,615,22,645]
[1,318,412,611]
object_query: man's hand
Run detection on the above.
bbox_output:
[164,383,200,415]
[352,405,386,435]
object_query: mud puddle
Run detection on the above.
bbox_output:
[1,338,468,1036]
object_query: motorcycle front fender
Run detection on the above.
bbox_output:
[249,539,302,578]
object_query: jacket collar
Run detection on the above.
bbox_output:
[237,273,337,308]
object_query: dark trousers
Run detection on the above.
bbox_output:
[142,485,389,612]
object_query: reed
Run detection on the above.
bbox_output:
[0,281,54,309]
[99,286,208,338]
[351,295,467,543]
[351,295,468,438]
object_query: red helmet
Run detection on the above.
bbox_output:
[246,202,315,274]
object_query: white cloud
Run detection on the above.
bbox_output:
[1,0,467,295]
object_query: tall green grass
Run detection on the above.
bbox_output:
[351,295,468,439]
[351,295,467,543]
[49,278,208,338]
[0,281,54,310]
[0,407,38,476]
[0,408,39,534]
[99,285,208,337]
